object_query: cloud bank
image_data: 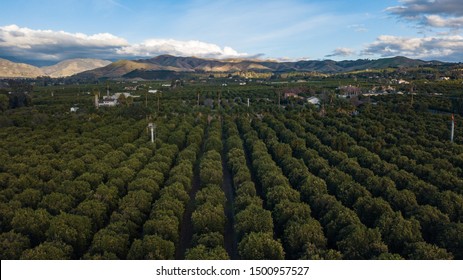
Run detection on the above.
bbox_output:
[354,0,463,61]
[362,34,463,61]
[116,39,249,59]
[387,0,463,18]
[0,25,127,62]
[387,0,463,28]
[0,25,251,64]
[424,15,463,28]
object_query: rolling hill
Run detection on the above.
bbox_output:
[0,58,44,78]
[0,55,449,79]
[0,58,111,78]
[76,55,445,79]
[41,58,111,78]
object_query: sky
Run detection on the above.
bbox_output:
[0,0,462,65]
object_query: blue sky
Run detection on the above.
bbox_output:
[0,0,462,65]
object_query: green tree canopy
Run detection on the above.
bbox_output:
[238,232,285,260]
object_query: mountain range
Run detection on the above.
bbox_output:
[0,55,449,79]
[73,55,449,79]
[0,58,112,78]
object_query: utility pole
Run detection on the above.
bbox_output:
[451,114,455,143]
[197,90,200,106]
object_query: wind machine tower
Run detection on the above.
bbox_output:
[94,90,100,109]
[148,122,156,143]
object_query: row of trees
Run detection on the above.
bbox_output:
[317,122,463,223]
[262,113,457,259]
[185,119,229,259]
[245,117,390,259]
[224,117,284,259]
[317,109,463,196]
[128,123,204,259]
[237,117,342,259]
[288,113,462,258]
[85,141,179,259]
[1,79,462,260]
[0,115,159,259]
[357,102,461,166]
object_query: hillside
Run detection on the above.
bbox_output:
[0,58,44,78]
[1,55,449,79]
[77,55,445,79]
[0,58,112,78]
[41,59,111,78]
[75,60,157,79]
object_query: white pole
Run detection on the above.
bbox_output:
[149,123,154,143]
[94,94,99,109]
[247,98,250,107]
[451,114,454,143]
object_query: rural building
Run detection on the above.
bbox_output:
[99,96,118,107]
[307,96,320,106]
[97,92,139,107]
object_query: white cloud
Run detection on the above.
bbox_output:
[387,0,463,17]
[424,15,463,28]
[116,39,249,59]
[325,48,355,58]
[0,25,253,64]
[0,25,128,62]
[0,25,128,48]
[379,0,463,61]
[387,0,463,30]
[362,34,463,61]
